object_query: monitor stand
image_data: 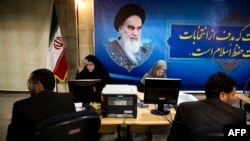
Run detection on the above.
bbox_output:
[83,102,96,111]
[83,103,90,108]
[150,104,170,115]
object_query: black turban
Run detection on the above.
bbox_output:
[113,3,145,31]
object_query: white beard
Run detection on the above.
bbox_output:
[122,34,141,54]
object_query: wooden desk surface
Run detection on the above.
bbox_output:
[128,91,175,125]
[236,93,250,104]
[125,105,175,125]
[100,118,124,125]
[94,103,175,125]
[94,92,175,125]
[96,92,176,135]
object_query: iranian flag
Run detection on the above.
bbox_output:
[46,7,68,82]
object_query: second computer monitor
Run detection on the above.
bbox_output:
[144,78,181,115]
[68,79,102,107]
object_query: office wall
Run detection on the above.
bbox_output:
[0,0,92,91]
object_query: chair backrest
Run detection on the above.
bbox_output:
[243,78,250,92]
[243,78,250,113]
[192,127,224,141]
[32,110,101,141]
[192,132,224,141]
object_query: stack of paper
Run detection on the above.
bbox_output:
[177,91,198,105]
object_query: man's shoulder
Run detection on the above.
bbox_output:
[110,40,119,46]
[109,40,126,54]
[106,40,131,61]
[179,100,202,107]
[15,91,73,104]
[39,90,72,97]
[108,40,122,51]
[14,96,32,107]
[55,92,74,100]
[178,100,207,111]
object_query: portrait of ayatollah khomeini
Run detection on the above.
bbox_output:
[103,3,155,72]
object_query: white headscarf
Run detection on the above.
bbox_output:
[140,60,167,84]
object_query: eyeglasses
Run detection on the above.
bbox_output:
[26,81,31,86]
[26,80,36,86]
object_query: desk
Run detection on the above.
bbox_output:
[96,92,176,140]
[125,104,175,140]
[99,105,175,140]
[125,104,175,125]
[96,92,175,124]
[126,92,175,140]
[236,93,250,109]
[93,103,124,140]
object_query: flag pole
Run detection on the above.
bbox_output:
[47,6,68,86]
[55,78,59,93]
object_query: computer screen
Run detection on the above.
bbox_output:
[144,78,181,115]
[68,79,102,108]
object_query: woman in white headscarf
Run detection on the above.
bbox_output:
[137,60,167,92]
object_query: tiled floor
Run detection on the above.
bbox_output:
[0,93,249,141]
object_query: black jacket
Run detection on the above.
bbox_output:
[6,90,75,141]
[167,98,246,141]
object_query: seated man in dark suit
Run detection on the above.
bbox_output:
[6,68,76,141]
[167,72,246,141]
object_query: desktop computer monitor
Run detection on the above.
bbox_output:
[68,79,102,108]
[144,78,181,115]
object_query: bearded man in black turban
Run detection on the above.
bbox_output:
[105,3,154,71]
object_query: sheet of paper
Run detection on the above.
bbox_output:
[177,91,198,105]
[102,84,138,94]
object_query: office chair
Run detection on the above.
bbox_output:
[192,127,223,141]
[243,78,250,121]
[32,109,101,141]
[244,103,250,121]
[192,133,224,141]
[243,78,250,94]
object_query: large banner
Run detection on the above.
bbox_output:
[94,0,250,90]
